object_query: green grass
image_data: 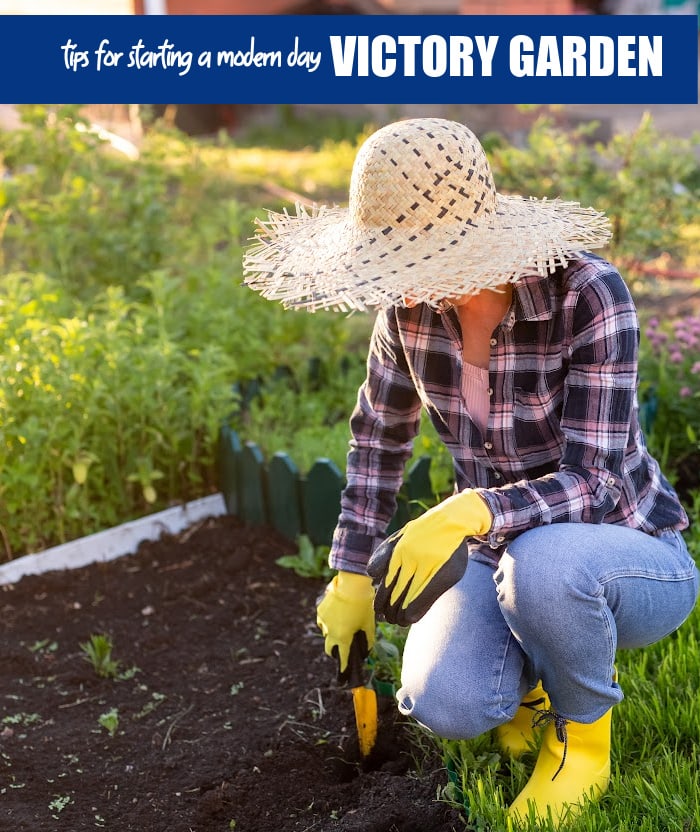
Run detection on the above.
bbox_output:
[424,600,700,831]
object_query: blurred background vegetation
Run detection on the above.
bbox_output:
[0,103,699,558]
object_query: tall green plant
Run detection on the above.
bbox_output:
[0,273,232,554]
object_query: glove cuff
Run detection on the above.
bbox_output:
[458,489,493,535]
[335,570,375,600]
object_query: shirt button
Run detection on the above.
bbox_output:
[487,387,493,396]
[496,535,506,543]
[607,476,616,486]
[484,441,493,450]
[489,338,497,346]
[493,472,502,480]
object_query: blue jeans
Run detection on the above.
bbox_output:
[397,523,699,740]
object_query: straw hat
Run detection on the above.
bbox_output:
[242,118,612,313]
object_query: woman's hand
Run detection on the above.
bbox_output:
[316,571,375,676]
[368,490,492,626]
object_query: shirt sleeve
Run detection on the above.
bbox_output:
[329,308,423,573]
[478,267,639,545]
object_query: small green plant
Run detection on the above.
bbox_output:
[27,639,58,654]
[98,708,119,737]
[370,622,406,688]
[2,712,41,727]
[276,534,334,581]
[48,794,73,817]
[79,634,139,681]
[79,634,120,679]
[133,691,166,721]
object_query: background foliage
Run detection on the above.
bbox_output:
[0,105,361,555]
[1,104,699,559]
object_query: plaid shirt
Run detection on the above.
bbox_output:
[330,254,689,574]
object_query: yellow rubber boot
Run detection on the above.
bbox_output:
[496,681,550,758]
[508,707,612,827]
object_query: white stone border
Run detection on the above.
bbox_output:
[0,493,228,586]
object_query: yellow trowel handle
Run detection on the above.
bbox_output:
[343,631,378,758]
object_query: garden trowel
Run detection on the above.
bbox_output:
[343,631,378,759]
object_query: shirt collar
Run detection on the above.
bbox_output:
[512,272,555,322]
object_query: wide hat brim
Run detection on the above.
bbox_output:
[243,117,612,312]
[243,194,611,312]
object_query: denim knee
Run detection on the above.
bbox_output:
[396,676,513,741]
[495,529,593,626]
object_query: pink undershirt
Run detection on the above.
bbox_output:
[461,362,490,434]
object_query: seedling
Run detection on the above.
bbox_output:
[27,639,58,654]
[80,634,120,679]
[275,534,333,580]
[49,794,73,817]
[98,708,119,737]
[79,634,140,681]
[2,712,41,727]
[133,692,166,720]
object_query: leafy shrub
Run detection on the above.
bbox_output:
[638,314,700,500]
[0,106,362,557]
[0,105,175,300]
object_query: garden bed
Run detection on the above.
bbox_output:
[0,514,464,832]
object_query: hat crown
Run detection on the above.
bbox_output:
[349,118,497,235]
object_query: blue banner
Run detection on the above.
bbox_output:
[0,13,696,104]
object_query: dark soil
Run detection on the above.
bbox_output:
[0,514,465,832]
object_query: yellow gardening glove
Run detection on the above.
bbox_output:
[367,489,492,626]
[316,570,376,680]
